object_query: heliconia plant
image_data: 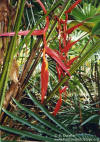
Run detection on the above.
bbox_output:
[51,0,83,115]
[0,0,83,115]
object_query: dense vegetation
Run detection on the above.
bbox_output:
[0,0,100,141]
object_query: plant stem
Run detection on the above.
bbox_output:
[46,40,100,102]
[0,0,26,113]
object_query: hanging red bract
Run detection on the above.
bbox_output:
[52,0,82,116]
[53,92,62,116]
[0,0,83,115]
[41,49,49,104]
[65,0,82,14]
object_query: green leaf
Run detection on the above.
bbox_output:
[3,109,54,137]
[13,98,64,134]
[0,140,17,142]
[27,90,71,134]
[46,40,100,102]
[80,114,99,126]
[92,22,100,35]
[87,14,100,23]
[0,125,56,142]
[71,8,86,21]
[99,117,100,126]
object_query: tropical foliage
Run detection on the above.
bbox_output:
[0,0,100,141]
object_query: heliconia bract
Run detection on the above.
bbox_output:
[53,93,62,116]
[41,49,49,104]
[0,0,83,115]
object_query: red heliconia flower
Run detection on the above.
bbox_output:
[66,56,78,68]
[45,46,71,77]
[35,0,49,104]
[53,85,68,116]
[53,92,62,116]
[53,1,83,116]
[65,0,82,14]
[59,86,67,94]
[66,23,83,34]
[61,39,79,54]
[41,48,49,103]
[56,65,62,81]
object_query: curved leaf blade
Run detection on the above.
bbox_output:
[2,109,54,137]
[13,98,63,134]
[0,125,56,142]
[27,90,71,134]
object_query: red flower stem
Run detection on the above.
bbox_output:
[67,22,83,34]
[0,0,49,37]
[36,0,47,14]
[53,92,62,116]
[65,0,82,14]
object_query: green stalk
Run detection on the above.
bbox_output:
[15,0,72,53]
[47,0,72,40]
[46,40,100,102]
[21,0,72,88]
[14,0,21,25]
[15,0,62,54]
[0,0,26,113]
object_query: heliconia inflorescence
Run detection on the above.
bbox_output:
[52,0,82,116]
[0,0,83,116]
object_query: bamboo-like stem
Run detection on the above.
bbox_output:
[15,0,72,96]
[14,0,21,25]
[0,1,63,118]
[79,36,92,57]
[0,0,26,113]
[14,0,62,54]
[47,0,72,41]
[21,48,43,90]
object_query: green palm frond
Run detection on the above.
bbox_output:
[1,90,100,141]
